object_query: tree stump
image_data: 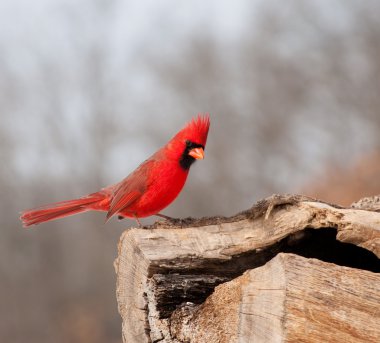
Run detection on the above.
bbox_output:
[114,194,380,343]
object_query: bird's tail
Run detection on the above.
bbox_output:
[20,193,106,228]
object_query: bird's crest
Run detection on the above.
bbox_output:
[177,113,210,146]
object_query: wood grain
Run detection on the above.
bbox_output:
[171,254,380,342]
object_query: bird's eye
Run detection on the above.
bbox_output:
[185,140,192,147]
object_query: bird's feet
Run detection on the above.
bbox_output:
[118,213,184,229]
[155,213,175,220]
[155,213,183,225]
[118,214,145,229]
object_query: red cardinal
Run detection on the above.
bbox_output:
[20,114,210,228]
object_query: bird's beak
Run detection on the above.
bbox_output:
[188,147,204,160]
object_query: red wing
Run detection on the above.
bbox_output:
[106,159,154,220]
[106,190,141,220]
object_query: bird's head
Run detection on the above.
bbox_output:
[166,114,210,170]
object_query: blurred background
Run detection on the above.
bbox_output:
[2,0,380,342]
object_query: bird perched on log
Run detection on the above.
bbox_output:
[20,114,210,228]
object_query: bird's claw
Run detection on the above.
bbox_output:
[155,213,178,222]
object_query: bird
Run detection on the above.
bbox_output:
[20,114,210,228]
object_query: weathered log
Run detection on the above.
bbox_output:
[114,194,380,343]
[170,253,380,342]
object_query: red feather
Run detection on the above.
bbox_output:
[20,114,210,227]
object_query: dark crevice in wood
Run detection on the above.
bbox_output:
[149,227,380,319]
[281,228,380,273]
[150,274,230,319]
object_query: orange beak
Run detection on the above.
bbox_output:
[188,147,204,160]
